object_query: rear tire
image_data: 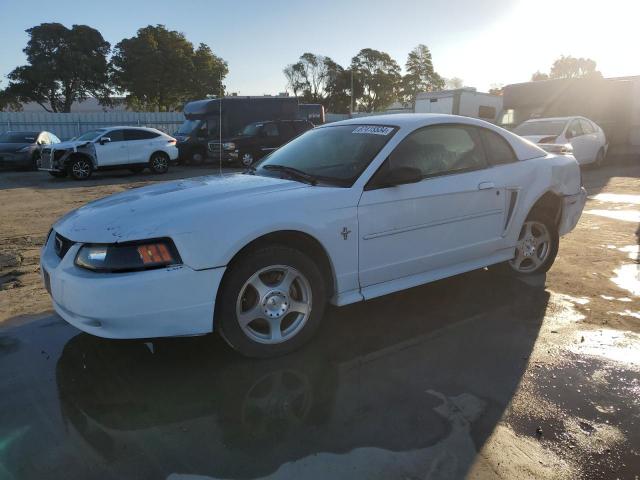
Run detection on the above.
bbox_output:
[149,152,170,174]
[216,245,326,358]
[593,148,605,168]
[189,148,206,165]
[504,212,559,275]
[68,158,92,180]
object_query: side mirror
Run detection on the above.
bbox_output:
[99,137,111,145]
[371,166,423,189]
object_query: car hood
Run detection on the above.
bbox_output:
[0,142,32,153]
[50,140,93,150]
[54,173,309,243]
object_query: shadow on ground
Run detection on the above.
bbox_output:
[0,269,548,479]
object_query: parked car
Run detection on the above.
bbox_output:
[38,126,178,180]
[41,114,586,357]
[208,119,314,166]
[0,130,60,170]
[513,116,607,166]
[176,96,300,164]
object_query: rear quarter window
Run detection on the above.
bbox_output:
[478,128,518,165]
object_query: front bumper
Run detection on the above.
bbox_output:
[558,187,587,236]
[40,232,225,339]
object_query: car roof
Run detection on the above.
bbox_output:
[522,116,584,123]
[103,126,161,132]
[322,113,499,130]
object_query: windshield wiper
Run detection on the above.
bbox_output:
[262,164,317,185]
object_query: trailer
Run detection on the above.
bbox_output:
[414,88,503,123]
[501,76,640,158]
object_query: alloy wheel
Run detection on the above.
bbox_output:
[242,153,254,167]
[510,220,551,273]
[236,265,312,344]
[152,154,168,173]
[72,160,91,179]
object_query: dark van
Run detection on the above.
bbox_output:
[208,119,314,166]
[175,97,299,164]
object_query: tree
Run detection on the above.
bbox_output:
[531,56,602,82]
[400,44,444,105]
[284,53,351,113]
[531,70,549,81]
[1,23,111,112]
[550,55,601,79]
[444,77,464,89]
[111,25,227,111]
[350,48,401,112]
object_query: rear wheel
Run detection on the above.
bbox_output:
[68,157,92,180]
[189,148,206,165]
[507,213,558,275]
[593,148,605,168]
[216,246,326,358]
[149,152,169,174]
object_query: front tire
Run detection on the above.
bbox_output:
[507,212,559,275]
[149,152,170,174]
[216,246,326,358]
[68,157,92,180]
[240,151,255,167]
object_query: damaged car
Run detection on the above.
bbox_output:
[38,126,179,180]
[41,114,587,357]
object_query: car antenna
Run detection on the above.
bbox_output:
[219,71,223,177]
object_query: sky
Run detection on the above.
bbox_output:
[0,0,638,96]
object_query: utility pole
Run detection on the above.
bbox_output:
[350,69,354,118]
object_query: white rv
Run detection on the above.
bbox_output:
[414,88,503,123]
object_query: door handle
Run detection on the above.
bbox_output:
[478,182,495,190]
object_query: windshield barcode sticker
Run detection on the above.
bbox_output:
[352,126,394,136]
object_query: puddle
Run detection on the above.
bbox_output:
[618,245,639,261]
[568,329,640,366]
[583,209,640,222]
[611,264,640,296]
[608,309,640,320]
[590,193,640,205]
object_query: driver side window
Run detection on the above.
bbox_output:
[387,125,487,178]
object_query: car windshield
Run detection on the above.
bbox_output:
[176,119,201,135]
[76,129,106,141]
[514,120,567,136]
[255,124,397,186]
[0,132,38,143]
[239,123,263,136]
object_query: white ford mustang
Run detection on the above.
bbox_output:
[41,114,586,357]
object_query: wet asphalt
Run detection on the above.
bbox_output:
[0,164,639,479]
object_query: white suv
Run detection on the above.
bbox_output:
[38,126,179,180]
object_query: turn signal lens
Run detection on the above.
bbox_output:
[137,243,174,265]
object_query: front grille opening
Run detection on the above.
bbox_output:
[54,233,75,259]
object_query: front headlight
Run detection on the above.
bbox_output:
[222,142,236,151]
[75,238,182,272]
